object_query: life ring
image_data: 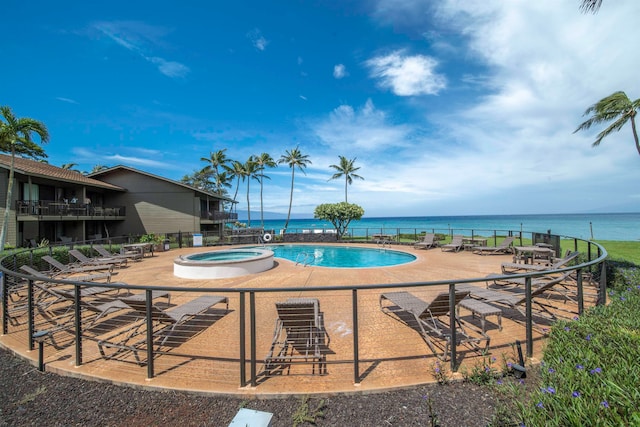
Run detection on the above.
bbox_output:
[262,233,273,242]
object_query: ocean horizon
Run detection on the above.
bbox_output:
[237,212,640,241]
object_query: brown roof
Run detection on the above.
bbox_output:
[0,154,125,191]
[89,165,234,201]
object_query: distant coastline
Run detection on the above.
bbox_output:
[236,212,640,241]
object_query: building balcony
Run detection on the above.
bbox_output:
[201,211,238,222]
[15,200,126,219]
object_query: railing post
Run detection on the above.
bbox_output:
[525,276,533,358]
[598,261,607,306]
[352,288,360,385]
[146,289,155,379]
[1,272,7,335]
[27,278,35,351]
[74,285,83,366]
[239,292,246,387]
[449,284,457,370]
[250,291,257,387]
[576,267,584,314]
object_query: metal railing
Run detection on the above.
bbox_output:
[15,200,125,218]
[0,229,607,392]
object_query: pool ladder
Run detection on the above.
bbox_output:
[295,252,314,267]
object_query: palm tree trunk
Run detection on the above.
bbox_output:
[260,171,264,228]
[232,178,240,214]
[246,179,251,227]
[284,169,295,231]
[631,115,640,156]
[344,177,348,203]
[0,148,16,251]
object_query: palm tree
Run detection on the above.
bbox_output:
[574,91,640,156]
[201,149,229,194]
[0,106,49,251]
[328,156,364,203]
[253,152,277,227]
[224,160,246,215]
[241,157,260,227]
[61,162,79,171]
[580,0,602,13]
[278,147,312,231]
[87,164,109,174]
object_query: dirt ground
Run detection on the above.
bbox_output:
[0,346,518,427]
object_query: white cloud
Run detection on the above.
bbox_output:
[313,99,414,151]
[92,21,190,79]
[333,64,348,79]
[148,57,190,78]
[247,28,269,51]
[56,97,79,104]
[365,50,446,96]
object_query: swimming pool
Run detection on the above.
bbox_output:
[174,249,274,279]
[247,244,416,268]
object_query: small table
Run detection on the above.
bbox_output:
[462,237,487,251]
[513,246,555,265]
[458,299,503,334]
[371,234,395,242]
[121,242,154,257]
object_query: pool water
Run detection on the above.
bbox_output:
[248,244,416,268]
[187,251,267,261]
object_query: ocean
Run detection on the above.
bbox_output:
[242,213,640,241]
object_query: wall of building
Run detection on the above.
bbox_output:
[96,169,203,236]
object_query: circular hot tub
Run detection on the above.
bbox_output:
[174,249,274,279]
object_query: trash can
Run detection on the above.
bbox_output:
[163,239,171,251]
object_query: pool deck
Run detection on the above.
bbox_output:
[0,243,597,397]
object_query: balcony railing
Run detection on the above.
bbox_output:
[201,211,238,221]
[15,200,125,218]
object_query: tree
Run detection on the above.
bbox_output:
[314,202,364,239]
[181,168,215,192]
[201,149,230,194]
[0,106,49,251]
[278,147,311,231]
[61,163,80,172]
[574,91,640,156]
[224,160,246,214]
[253,152,277,227]
[580,0,602,13]
[241,157,260,227]
[87,164,109,174]
[328,156,364,203]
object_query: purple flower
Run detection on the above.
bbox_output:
[496,379,503,385]
[547,387,556,394]
[585,334,592,341]
[573,315,580,321]
[564,326,571,332]
[536,402,544,409]
[548,368,556,374]
[620,296,627,301]
[507,362,513,368]
[572,391,581,398]
[590,367,602,374]
[601,401,609,408]
[518,379,525,385]
[576,364,584,370]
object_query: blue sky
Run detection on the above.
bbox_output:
[3,1,640,218]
